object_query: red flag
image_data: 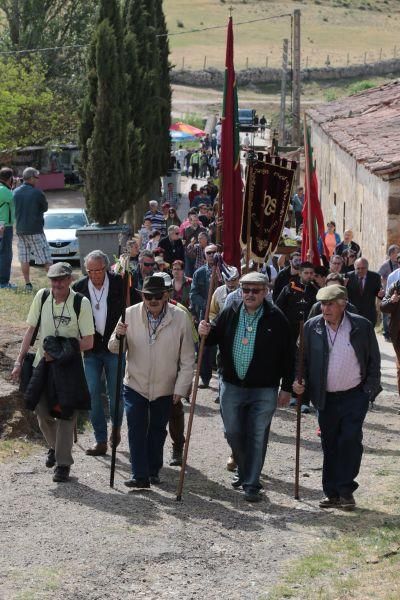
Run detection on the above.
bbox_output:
[301,124,327,265]
[220,17,243,269]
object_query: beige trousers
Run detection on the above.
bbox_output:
[35,395,77,467]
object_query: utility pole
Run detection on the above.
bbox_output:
[292,9,301,147]
[279,38,289,146]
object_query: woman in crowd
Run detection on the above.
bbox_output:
[165,207,181,229]
[171,260,192,309]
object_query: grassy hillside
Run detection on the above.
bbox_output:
[164,0,400,70]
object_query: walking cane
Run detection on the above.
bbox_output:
[294,316,305,500]
[73,423,78,444]
[176,260,220,501]
[110,260,129,488]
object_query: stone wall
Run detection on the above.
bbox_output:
[309,123,400,271]
[171,58,400,88]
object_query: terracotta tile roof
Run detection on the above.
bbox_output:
[307,80,400,180]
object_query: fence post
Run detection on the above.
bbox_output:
[379,48,382,61]
[181,57,185,70]
[203,56,207,70]
[246,57,249,69]
[265,56,268,67]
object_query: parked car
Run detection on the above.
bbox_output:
[43,208,90,263]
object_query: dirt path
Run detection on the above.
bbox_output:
[0,335,398,599]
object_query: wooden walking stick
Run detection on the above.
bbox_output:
[110,258,129,488]
[176,259,220,501]
[294,315,305,500]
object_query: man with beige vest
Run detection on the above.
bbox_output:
[109,276,195,489]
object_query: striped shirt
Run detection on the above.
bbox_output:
[144,210,166,235]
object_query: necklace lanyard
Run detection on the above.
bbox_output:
[326,316,343,351]
[146,306,166,345]
[241,306,262,346]
[52,292,69,336]
[92,285,105,310]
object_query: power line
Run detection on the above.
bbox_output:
[0,13,292,56]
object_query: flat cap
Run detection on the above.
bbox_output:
[240,272,267,285]
[47,262,72,278]
[316,284,348,302]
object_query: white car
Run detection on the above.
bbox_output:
[44,208,89,263]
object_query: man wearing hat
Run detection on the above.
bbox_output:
[209,266,240,321]
[199,272,295,502]
[11,262,95,482]
[13,167,53,291]
[109,275,195,489]
[293,284,381,510]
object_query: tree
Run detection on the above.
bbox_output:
[82,3,129,225]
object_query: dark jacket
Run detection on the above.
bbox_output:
[25,336,91,416]
[303,313,381,410]
[158,235,185,264]
[205,299,295,392]
[272,266,300,302]
[335,240,361,257]
[73,272,124,353]
[308,300,359,320]
[346,270,382,325]
[190,264,213,320]
[275,280,318,334]
[13,183,48,234]
[380,281,400,342]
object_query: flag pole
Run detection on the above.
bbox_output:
[303,114,313,261]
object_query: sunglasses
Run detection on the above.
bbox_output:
[241,287,264,295]
[143,292,164,300]
[87,268,105,274]
[143,262,155,267]
[206,251,216,255]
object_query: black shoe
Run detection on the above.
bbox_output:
[124,478,150,489]
[169,447,183,467]
[231,476,242,489]
[319,496,340,508]
[214,396,220,404]
[198,381,210,389]
[149,476,161,485]
[339,495,356,511]
[45,448,56,468]
[244,490,262,503]
[25,282,33,292]
[53,465,70,482]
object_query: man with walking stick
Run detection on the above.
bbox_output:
[293,285,381,510]
[108,276,195,489]
[199,272,295,502]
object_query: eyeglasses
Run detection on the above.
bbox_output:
[173,231,180,235]
[143,262,155,267]
[87,268,105,274]
[143,292,164,300]
[241,287,265,295]
[206,251,216,255]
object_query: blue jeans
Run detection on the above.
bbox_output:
[220,380,278,492]
[0,225,13,284]
[124,385,172,480]
[318,387,369,498]
[84,350,124,443]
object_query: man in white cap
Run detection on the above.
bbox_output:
[294,284,381,510]
[11,262,94,482]
[199,272,295,502]
[13,167,53,291]
[209,266,240,321]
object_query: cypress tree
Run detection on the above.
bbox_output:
[154,0,171,176]
[80,0,129,225]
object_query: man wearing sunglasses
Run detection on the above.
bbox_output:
[199,272,294,502]
[109,276,194,489]
[190,244,219,388]
[129,250,156,305]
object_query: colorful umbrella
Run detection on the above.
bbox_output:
[170,121,206,137]
[169,130,197,142]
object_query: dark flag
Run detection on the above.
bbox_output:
[301,123,327,265]
[220,17,243,269]
[241,156,297,261]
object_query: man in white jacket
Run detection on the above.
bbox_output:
[109,276,195,489]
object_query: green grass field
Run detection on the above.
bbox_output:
[164,0,400,70]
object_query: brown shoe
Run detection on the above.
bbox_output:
[109,428,121,449]
[226,455,237,472]
[86,442,107,456]
[339,495,356,511]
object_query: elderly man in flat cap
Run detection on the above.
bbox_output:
[109,275,195,489]
[294,284,381,511]
[199,272,295,502]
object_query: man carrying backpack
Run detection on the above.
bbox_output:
[11,262,94,482]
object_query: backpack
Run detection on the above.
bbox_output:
[32,288,84,344]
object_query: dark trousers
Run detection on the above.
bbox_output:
[392,337,400,395]
[192,163,199,178]
[0,225,13,284]
[318,388,369,498]
[294,211,303,233]
[123,385,172,480]
[200,345,216,385]
[169,399,185,450]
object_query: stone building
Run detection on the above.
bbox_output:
[307,80,400,270]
